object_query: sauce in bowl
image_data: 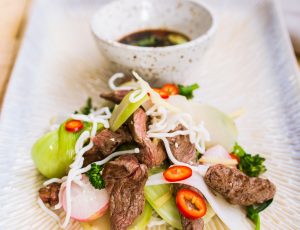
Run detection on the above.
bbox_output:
[119,29,190,47]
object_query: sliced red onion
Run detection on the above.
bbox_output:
[203,145,231,160]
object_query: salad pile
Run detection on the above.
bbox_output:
[32,72,275,230]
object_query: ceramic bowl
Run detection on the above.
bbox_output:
[91,0,216,83]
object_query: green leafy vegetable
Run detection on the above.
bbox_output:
[32,130,60,178]
[134,36,156,47]
[110,90,149,131]
[145,167,216,228]
[75,97,93,115]
[32,121,87,178]
[196,150,202,160]
[178,83,199,99]
[86,163,105,189]
[32,121,103,178]
[233,143,266,177]
[145,167,182,229]
[145,183,182,229]
[247,199,273,230]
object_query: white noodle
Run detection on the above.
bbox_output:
[69,114,91,122]
[80,148,140,173]
[147,104,210,154]
[148,130,190,138]
[43,177,66,187]
[39,72,211,228]
[93,118,109,128]
[132,71,180,112]
[159,138,208,176]
[146,105,158,115]
[37,198,60,223]
[129,89,147,103]
[61,174,73,228]
[108,72,136,91]
[92,107,111,117]
[54,182,66,210]
[78,141,93,158]
[74,131,90,157]
[39,106,112,229]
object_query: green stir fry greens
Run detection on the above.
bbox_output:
[75,97,94,115]
[178,83,199,99]
[86,163,105,190]
[232,143,266,177]
[247,199,273,230]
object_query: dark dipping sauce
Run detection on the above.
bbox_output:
[118,29,190,47]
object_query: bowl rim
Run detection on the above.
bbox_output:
[90,0,217,53]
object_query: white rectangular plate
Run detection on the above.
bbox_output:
[0,0,300,229]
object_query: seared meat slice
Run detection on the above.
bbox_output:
[173,184,204,230]
[128,108,167,167]
[83,126,132,166]
[167,124,197,164]
[204,164,276,206]
[103,155,148,230]
[39,182,60,206]
[169,126,203,229]
[100,90,130,104]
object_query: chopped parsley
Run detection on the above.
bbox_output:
[232,143,266,177]
[86,163,105,189]
[178,83,199,99]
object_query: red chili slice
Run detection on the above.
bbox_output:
[176,188,207,219]
[163,165,192,182]
[65,120,84,132]
[153,88,169,99]
[161,83,179,95]
[230,153,240,163]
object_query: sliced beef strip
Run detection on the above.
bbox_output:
[169,125,204,230]
[39,182,60,206]
[102,155,148,230]
[167,124,197,164]
[128,108,167,167]
[204,164,276,206]
[173,184,204,230]
[100,90,130,104]
[83,126,132,166]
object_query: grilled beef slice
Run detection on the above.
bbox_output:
[169,125,203,230]
[167,124,197,164]
[204,164,276,206]
[83,126,132,166]
[100,90,130,104]
[128,108,166,167]
[102,155,148,230]
[39,182,60,206]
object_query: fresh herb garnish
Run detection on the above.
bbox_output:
[75,97,93,115]
[134,36,156,47]
[81,97,93,115]
[233,143,266,177]
[86,163,105,189]
[178,83,199,99]
[247,199,273,230]
[196,150,202,160]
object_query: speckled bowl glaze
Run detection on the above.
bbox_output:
[91,0,216,83]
